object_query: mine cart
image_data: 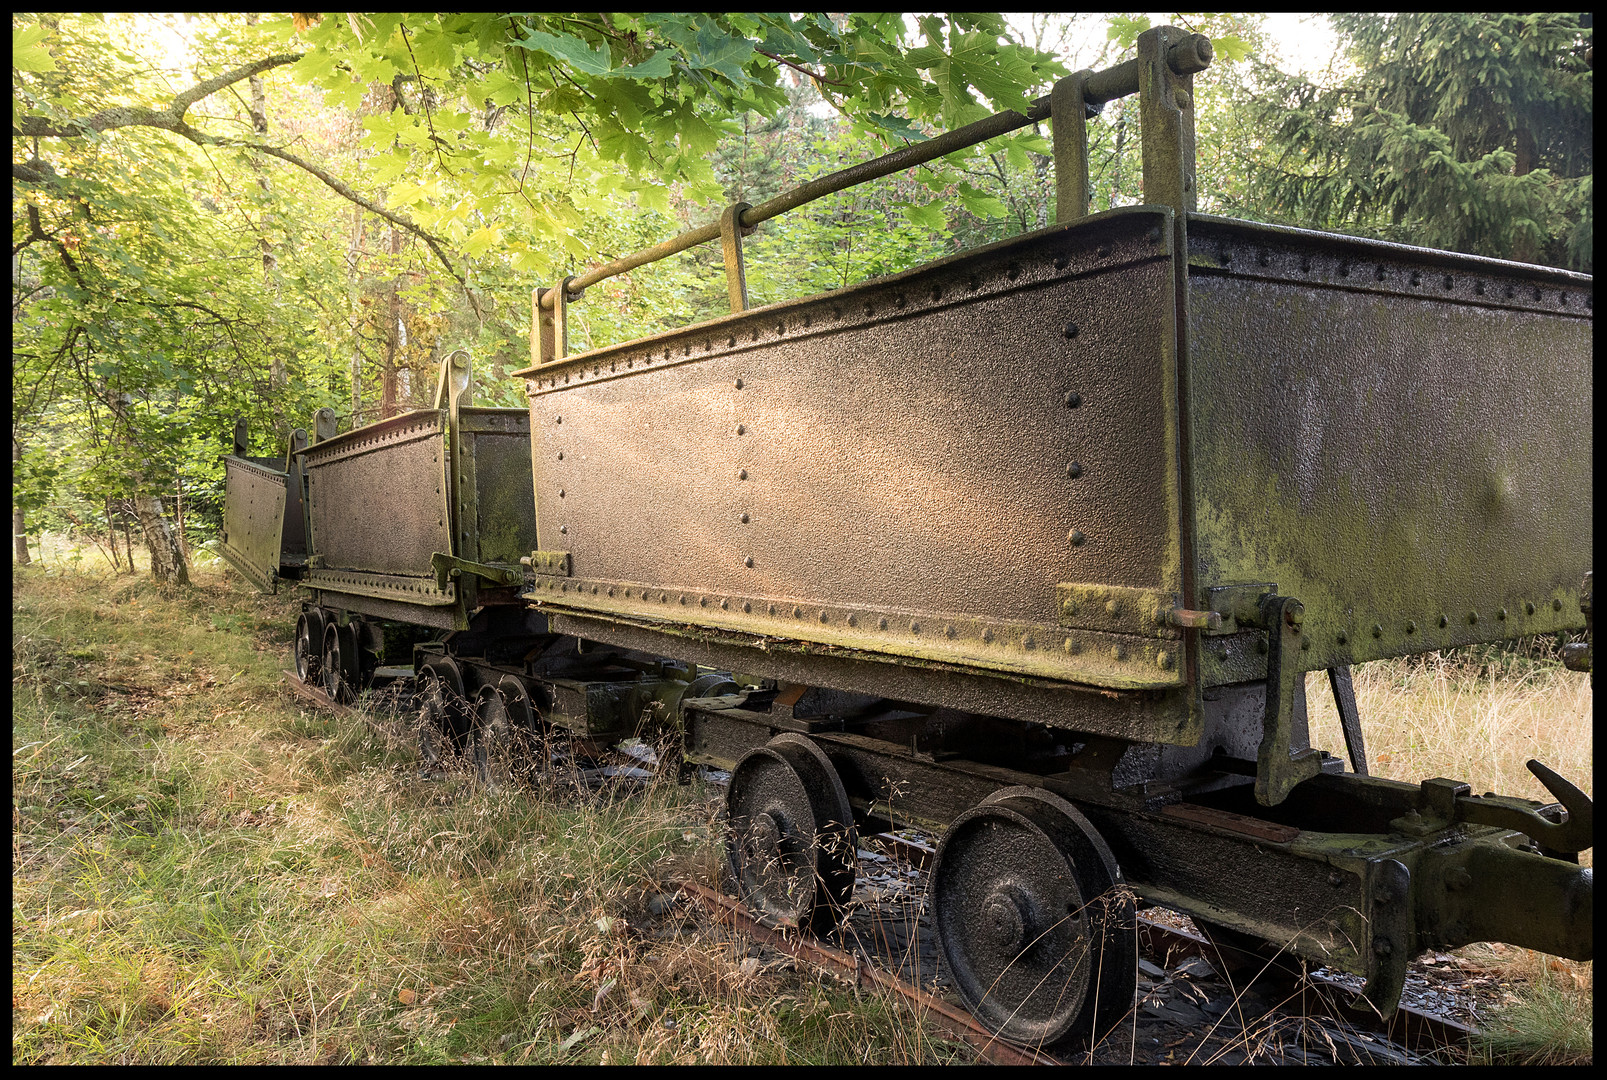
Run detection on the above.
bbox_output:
[511,26,1592,1044]
[217,417,311,592]
[287,352,541,703]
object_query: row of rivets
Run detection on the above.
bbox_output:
[526,230,1148,391]
[1328,598,1568,645]
[532,579,1176,668]
[1226,245,1584,309]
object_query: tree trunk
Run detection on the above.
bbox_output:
[111,393,189,586]
[13,437,30,564]
[103,495,123,571]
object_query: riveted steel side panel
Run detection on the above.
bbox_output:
[1186,215,1593,679]
[302,409,458,607]
[522,207,1188,693]
[219,455,288,592]
[459,407,539,566]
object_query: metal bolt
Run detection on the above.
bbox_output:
[1337,630,1349,644]
[1068,530,1085,546]
[792,606,802,618]
[847,614,857,627]
[878,617,889,630]
[1023,636,1036,650]
[1256,638,1268,655]
[1405,620,1417,634]
[560,524,568,534]
[555,414,562,423]
[1285,604,1304,628]
[558,451,564,460]
[1174,89,1192,110]
[983,628,995,643]
[1157,651,1173,670]
[744,556,754,568]
[734,378,744,389]
[1410,271,1421,286]
[1105,599,1120,617]
[1063,322,1080,339]
[1328,871,1343,887]
[1064,390,1082,408]
[1439,613,1450,628]
[740,512,750,523]
[1111,644,1123,661]
[736,424,745,435]
[1526,601,1536,616]
[1096,244,1112,258]
[819,611,829,623]
[1468,611,1479,624]
[1497,608,1508,621]
[1066,462,1083,479]
[558,489,565,498]
[1371,623,1384,638]
[1257,249,1270,267]
[910,621,921,633]
[1553,598,1563,611]
[945,624,956,638]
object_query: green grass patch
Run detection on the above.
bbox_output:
[14,562,966,1064]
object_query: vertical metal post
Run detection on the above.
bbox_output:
[720,202,754,313]
[1051,72,1094,224]
[534,276,577,365]
[441,349,479,605]
[1137,26,1199,217]
[311,408,338,445]
[232,418,249,457]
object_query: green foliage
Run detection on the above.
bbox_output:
[1226,13,1592,271]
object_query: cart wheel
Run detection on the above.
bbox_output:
[294,609,324,683]
[417,657,469,775]
[726,733,857,933]
[930,786,1136,1047]
[472,675,540,787]
[320,621,358,705]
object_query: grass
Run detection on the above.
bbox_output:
[13,553,970,1064]
[13,543,1592,1063]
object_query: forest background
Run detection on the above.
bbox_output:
[11,12,1595,580]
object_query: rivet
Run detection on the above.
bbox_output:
[1062,637,1076,653]
[1111,644,1124,660]
[1022,636,1035,650]
[1531,286,1542,301]
[983,628,995,643]
[1375,264,1388,281]
[1256,639,1268,655]
[793,606,802,618]
[1371,623,1383,638]
[910,621,920,633]
[560,524,568,534]
[1105,599,1119,616]
[592,584,599,594]
[555,414,562,423]
[1006,263,1020,280]
[944,624,956,638]
[1300,256,1312,273]
[1553,598,1563,611]
[819,611,829,623]
[1301,639,1310,650]
[847,614,858,627]
[1053,256,1068,270]
[1405,620,1417,634]
[720,599,728,609]
[699,597,708,607]
[738,469,748,480]
[1337,630,1349,644]
[1157,651,1173,669]
[1497,608,1507,621]
[1257,250,1270,267]
[1443,274,1454,290]
[863,302,874,316]
[734,378,744,389]
[1410,270,1421,286]
[558,489,565,498]
[561,582,569,592]
[1068,530,1085,546]
[679,595,686,605]
[1064,390,1082,408]
[931,285,944,301]
[1468,611,1479,624]
[1505,284,1515,299]
[1337,260,1348,276]
[743,602,751,613]
[768,604,776,615]
[967,275,980,291]
[1525,601,1536,616]
[557,450,564,460]
[1096,244,1111,258]
[736,424,745,435]
[1063,322,1080,339]
[1066,462,1083,479]
[878,617,888,630]
[608,587,616,597]
[740,512,750,523]
[1475,280,1486,296]
[744,556,754,568]
[728,336,736,346]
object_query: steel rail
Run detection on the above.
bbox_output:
[676,880,1063,1066]
[536,34,1212,310]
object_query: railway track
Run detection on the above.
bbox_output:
[286,669,1487,1065]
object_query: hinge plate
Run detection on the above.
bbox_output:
[1056,583,1178,638]
[527,550,572,577]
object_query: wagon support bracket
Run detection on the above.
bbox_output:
[430,552,524,592]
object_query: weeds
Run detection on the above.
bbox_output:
[13,559,964,1063]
